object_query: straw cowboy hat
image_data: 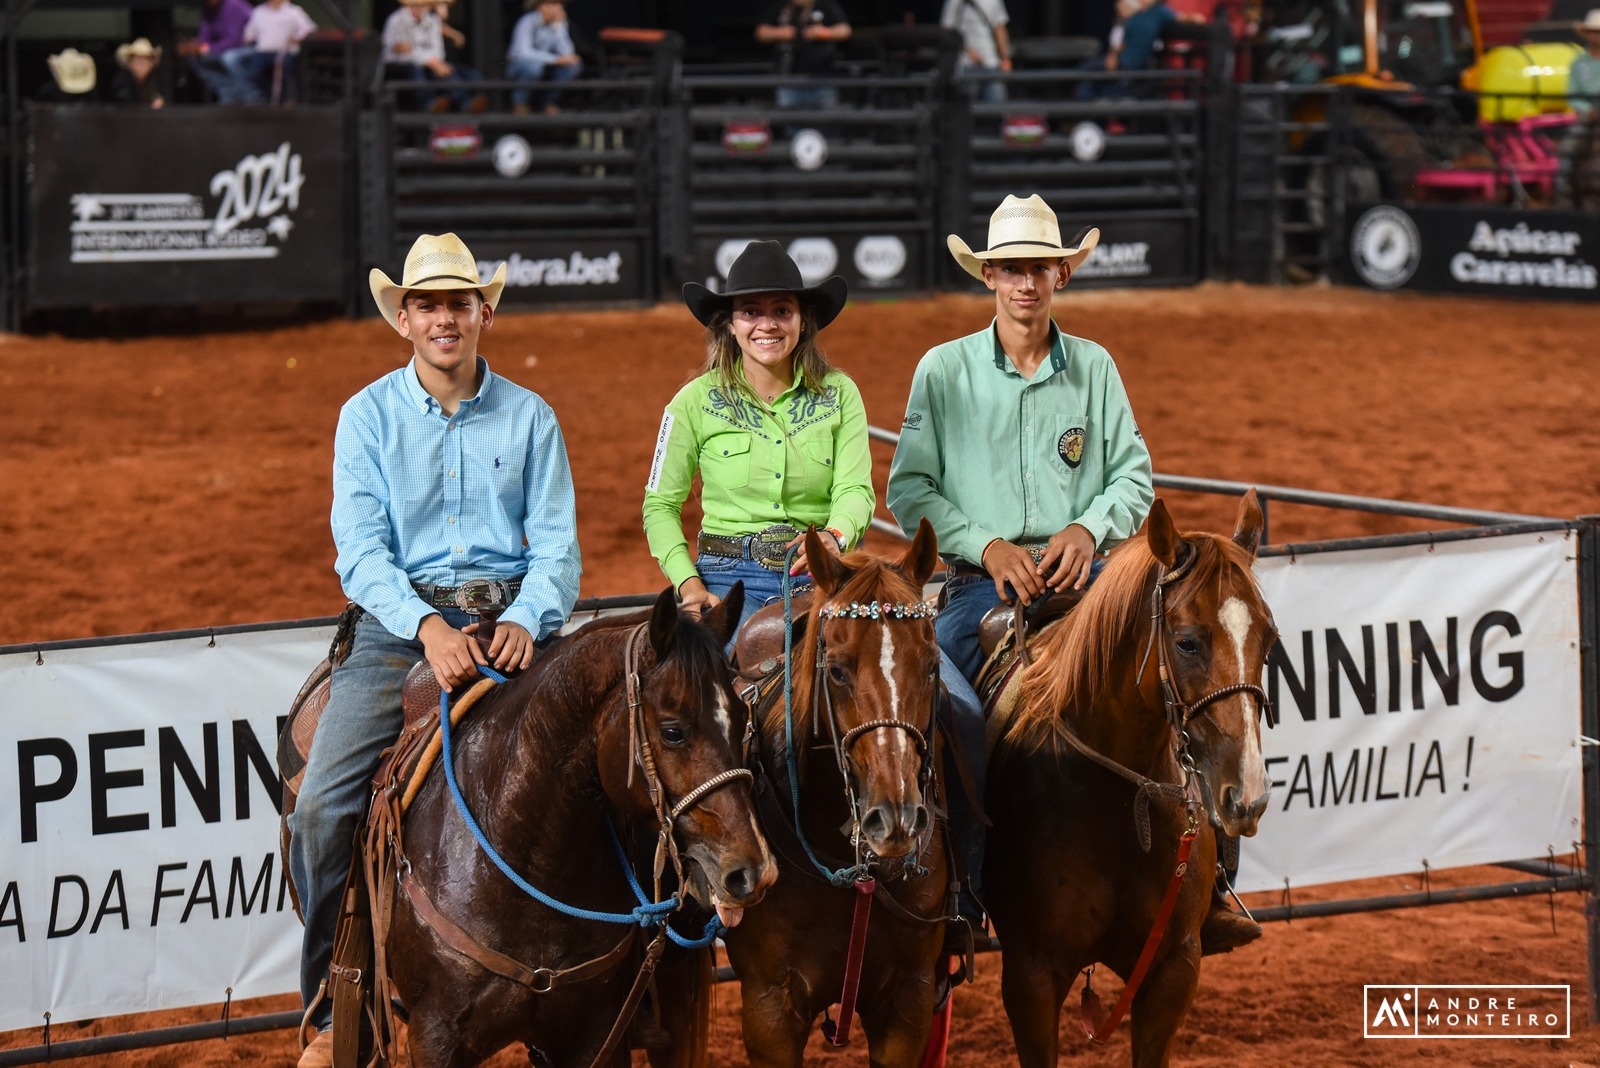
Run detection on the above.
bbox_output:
[47,48,96,94]
[947,194,1100,281]
[369,232,506,334]
[682,240,849,330]
[115,37,162,68]
[1579,9,1600,33]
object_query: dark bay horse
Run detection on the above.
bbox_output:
[985,491,1277,1067]
[372,588,777,1067]
[724,522,953,1068]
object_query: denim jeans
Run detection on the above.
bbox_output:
[696,551,808,646]
[506,56,582,110]
[936,556,1105,916]
[188,52,258,103]
[287,606,471,1029]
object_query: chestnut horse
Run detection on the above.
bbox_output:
[723,522,954,1068]
[985,492,1276,1068]
[372,588,776,1067]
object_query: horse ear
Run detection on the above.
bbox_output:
[1145,498,1180,568]
[808,526,851,595]
[899,517,939,588]
[702,581,744,647]
[1233,488,1264,559]
[648,586,678,657]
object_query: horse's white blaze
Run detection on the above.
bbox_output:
[750,811,774,874]
[713,690,733,746]
[1219,594,1269,796]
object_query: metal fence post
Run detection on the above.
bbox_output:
[1578,516,1600,1023]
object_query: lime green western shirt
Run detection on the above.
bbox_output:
[642,368,875,590]
[887,322,1154,567]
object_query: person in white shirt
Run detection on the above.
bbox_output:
[941,0,1011,102]
[222,0,317,104]
[382,0,485,113]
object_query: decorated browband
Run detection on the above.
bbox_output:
[817,600,939,621]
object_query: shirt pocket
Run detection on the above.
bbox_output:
[701,432,753,491]
[798,438,835,497]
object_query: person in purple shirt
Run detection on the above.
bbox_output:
[180,0,256,102]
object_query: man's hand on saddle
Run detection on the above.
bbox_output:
[981,539,1046,605]
[464,618,536,673]
[1039,524,1097,592]
[419,614,535,692]
[785,528,842,577]
[677,576,722,621]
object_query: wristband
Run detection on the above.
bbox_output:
[825,526,848,550]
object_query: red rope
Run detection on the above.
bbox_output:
[821,877,877,1048]
[1081,828,1198,1042]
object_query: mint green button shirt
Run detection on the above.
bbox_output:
[643,368,875,590]
[887,321,1154,567]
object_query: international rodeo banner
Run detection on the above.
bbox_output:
[28,106,348,307]
[0,531,1583,1028]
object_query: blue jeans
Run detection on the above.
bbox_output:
[387,61,483,112]
[506,55,582,110]
[776,84,838,110]
[287,607,471,1030]
[937,557,1105,916]
[696,552,807,647]
[221,47,297,104]
[188,52,258,103]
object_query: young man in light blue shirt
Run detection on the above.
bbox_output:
[288,232,580,1068]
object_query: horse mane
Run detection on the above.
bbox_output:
[757,552,925,747]
[1007,530,1255,752]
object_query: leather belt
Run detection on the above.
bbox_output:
[412,577,522,610]
[697,526,799,573]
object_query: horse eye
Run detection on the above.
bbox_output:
[660,723,687,746]
[828,664,849,685]
[1176,637,1202,656]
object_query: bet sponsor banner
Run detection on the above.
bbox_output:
[0,627,331,1032]
[471,236,649,307]
[28,106,348,307]
[1345,202,1600,301]
[1237,530,1583,893]
[694,232,926,295]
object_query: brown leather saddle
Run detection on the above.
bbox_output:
[732,589,814,682]
[972,586,1085,711]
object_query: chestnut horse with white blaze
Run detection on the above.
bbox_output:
[985,491,1277,1067]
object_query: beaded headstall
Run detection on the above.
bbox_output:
[817,599,938,621]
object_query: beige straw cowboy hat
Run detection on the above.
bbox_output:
[947,194,1100,281]
[47,48,97,94]
[1580,9,1600,33]
[369,233,507,334]
[115,37,162,68]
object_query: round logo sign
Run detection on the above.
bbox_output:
[854,236,907,283]
[492,134,533,178]
[1070,122,1106,162]
[1350,205,1421,290]
[714,239,756,281]
[790,128,829,171]
[786,238,838,286]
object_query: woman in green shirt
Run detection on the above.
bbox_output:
[642,240,875,629]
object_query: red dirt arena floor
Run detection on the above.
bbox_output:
[2,282,1599,1066]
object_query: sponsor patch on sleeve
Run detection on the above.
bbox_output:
[646,411,675,493]
[902,411,924,431]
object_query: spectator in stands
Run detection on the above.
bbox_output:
[506,0,582,114]
[37,47,98,103]
[382,0,486,113]
[756,0,852,109]
[226,0,318,104]
[108,37,166,108]
[1075,0,1201,99]
[180,0,256,103]
[941,0,1010,103]
[1572,10,1600,120]
[1562,10,1600,206]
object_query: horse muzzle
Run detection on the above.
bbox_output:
[1216,783,1269,838]
[856,797,931,860]
[684,841,776,929]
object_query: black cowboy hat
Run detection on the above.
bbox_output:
[682,240,849,330]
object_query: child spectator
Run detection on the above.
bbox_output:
[227,0,319,103]
[506,0,582,114]
[109,37,166,107]
[941,0,1011,102]
[382,0,486,113]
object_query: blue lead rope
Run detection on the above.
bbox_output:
[782,546,869,889]
[437,663,720,945]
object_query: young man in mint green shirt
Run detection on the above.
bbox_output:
[887,193,1153,940]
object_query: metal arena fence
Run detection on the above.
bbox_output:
[1,454,1596,1062]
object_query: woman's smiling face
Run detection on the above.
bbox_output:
[729,291,802,374]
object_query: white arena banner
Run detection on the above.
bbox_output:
[1237,529,1583,893]
[0,625,333,1032]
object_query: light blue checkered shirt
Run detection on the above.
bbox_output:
[331,357,581,641]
